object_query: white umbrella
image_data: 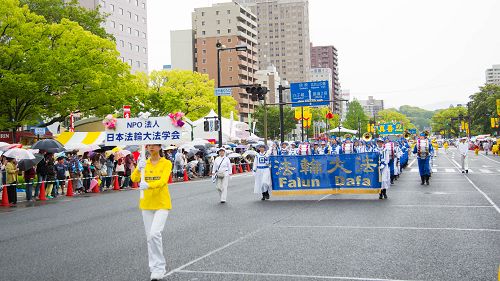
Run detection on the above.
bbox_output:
[242,150,258,157]
[179,144,196,152]
[79,144,101,153]
[115,149,131,159]
[64,143,88,151]
[227,152,242,158]
[3,148,35,160]
[0,142,10,149]
[190,138,209,146]
[163,145,177,150]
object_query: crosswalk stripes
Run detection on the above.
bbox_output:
[407,168,498,174]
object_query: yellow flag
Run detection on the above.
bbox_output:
[496,99,500,116]
[491,118,496,128]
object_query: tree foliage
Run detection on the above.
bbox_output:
[343,100,368,131]
[138,70,239,121]
[468,84,500,135]
[398,105,434,130]
[253,105,296,140]
[0,0,131,130]
[20,0,113,40]
[377,109,415,129]
[430,106,468,137]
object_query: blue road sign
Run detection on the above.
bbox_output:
[214,88,232,96]
[290,81,330,107]
[34,127,46,135]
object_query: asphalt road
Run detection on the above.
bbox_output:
[0,148,499,281]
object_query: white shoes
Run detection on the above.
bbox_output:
[150,272,166,281]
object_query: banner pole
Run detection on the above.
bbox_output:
[140,145,146,183]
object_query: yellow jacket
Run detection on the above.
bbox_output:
[131,158,172,210]
[6,162,18,184]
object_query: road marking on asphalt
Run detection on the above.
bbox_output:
[390,204,494,208]
[445,153,500,215]
[480,154,500,165]
[408,158,416,168]
[177,269,423,281]
[432,168,437,173]
[276,225,500,232]
[410,168,418,173]
[445,168,456,173]
[479,169,493,174]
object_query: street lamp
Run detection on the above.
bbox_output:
[216,43,248,147]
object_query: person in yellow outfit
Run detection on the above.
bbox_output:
[443,141,449,153]
[131,144,172,281]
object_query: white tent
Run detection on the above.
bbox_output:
[189,110,260,143]
[327,127,358,134]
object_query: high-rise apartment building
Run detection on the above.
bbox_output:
[78,0,148,73]
[192,2,259,122]
[170,30,195,71]
[254,65,281,104]
[235,0,311,101]
[359,96,384,118]
[340,89,350,121]
[310,44,341,113]
[486,64,500,85]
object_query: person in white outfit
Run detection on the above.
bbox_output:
[253,145,272,200]
[375,138,390,199]
[458,137,469,173]
[211,148,232,203]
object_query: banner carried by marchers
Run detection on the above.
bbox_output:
[104,117,183,146]
[270,153,381,196]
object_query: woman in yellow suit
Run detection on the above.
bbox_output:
[131,144,172,281]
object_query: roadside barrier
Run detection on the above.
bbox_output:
[1,185,9,206]
[66,179,74,197]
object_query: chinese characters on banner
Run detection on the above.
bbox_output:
[377,122,404,135]
[104,117,183,146]
[270,153,381,192]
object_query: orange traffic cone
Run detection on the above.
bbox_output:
[132,181,138,189]
[39,181,47,201]
[168,173,173,184]
[183,169,189,182]
[93,177,100,193]
[238,164,243,173]
[113,175,120,190]
[232,164,237,174]
[246,163,251,172]
[66,179,74,197]
[1,185,9,207]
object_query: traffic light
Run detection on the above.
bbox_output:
[246,84,268,101]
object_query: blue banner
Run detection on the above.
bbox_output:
[377,122,404,135]
[270,153,381,193]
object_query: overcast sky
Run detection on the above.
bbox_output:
[147,0,500,110]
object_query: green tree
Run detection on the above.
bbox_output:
[253,105,296,140]
[398,105,434,130]
[142,70,239,121]
[430,106,468,137]
[0,0,131,131]
[468,84,500,135]
[343,100,369,132]
[20,0,113,40]
[377,109,415,129]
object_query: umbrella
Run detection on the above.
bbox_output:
[191,138,209,146]
[0,142,10,149]
[236,144,247,149]
[3,148,35,160]
[124,145,140,152]
[115,149,131,159]
[75,144,101,153]
[17,154,44,171]
[242,150,258,157]
[0,143,22,151]
[179,144,196,151]
[32,139,65,153]
[207,152,218,157]
[227,152,242,158]
[93,145,116,153]
[163,145,177,150]
[64,143,88,152]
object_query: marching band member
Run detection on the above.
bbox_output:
[289,143,298,156]
[375,138,390,199]
[413,132,433,185]
[311,142,320,155]
[269,142,279,156]
[458,137,469,173]
[394,142,403,179]
[319,141,328,155]
[327,139,339,155]
[253,145,272,200]
[340,135,355,154]
[356,140,368,153]
[384,138,396,184]
[278,142,289,156]
[298,141,311,155]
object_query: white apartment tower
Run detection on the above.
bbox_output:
[235,0,311,98]
[486,64,500,85]
[78,0,148,73]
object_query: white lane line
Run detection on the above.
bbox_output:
[445,168,455,173]
[480,154,500,164]
[445,154,500,215]
[432,168,437,173]
[177,269,423,281]
[479,169,492,174]
[390,204,494,208]
[408,158,416,168]
[276,225,500,232]
[410,168,418,173]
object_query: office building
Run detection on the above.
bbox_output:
[235,0,311,101]
[359,96,384,118]
[192,2,259,122]
[255,64,281,104]
[170,30,195,71]
[310,44,341,113]
[340,89,350,121]
[78,0,148,73]
[486,64,500,85]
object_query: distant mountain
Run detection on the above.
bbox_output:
[398,105,435,131]
[421,101,465,111]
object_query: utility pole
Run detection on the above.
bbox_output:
[264,97,268,145]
